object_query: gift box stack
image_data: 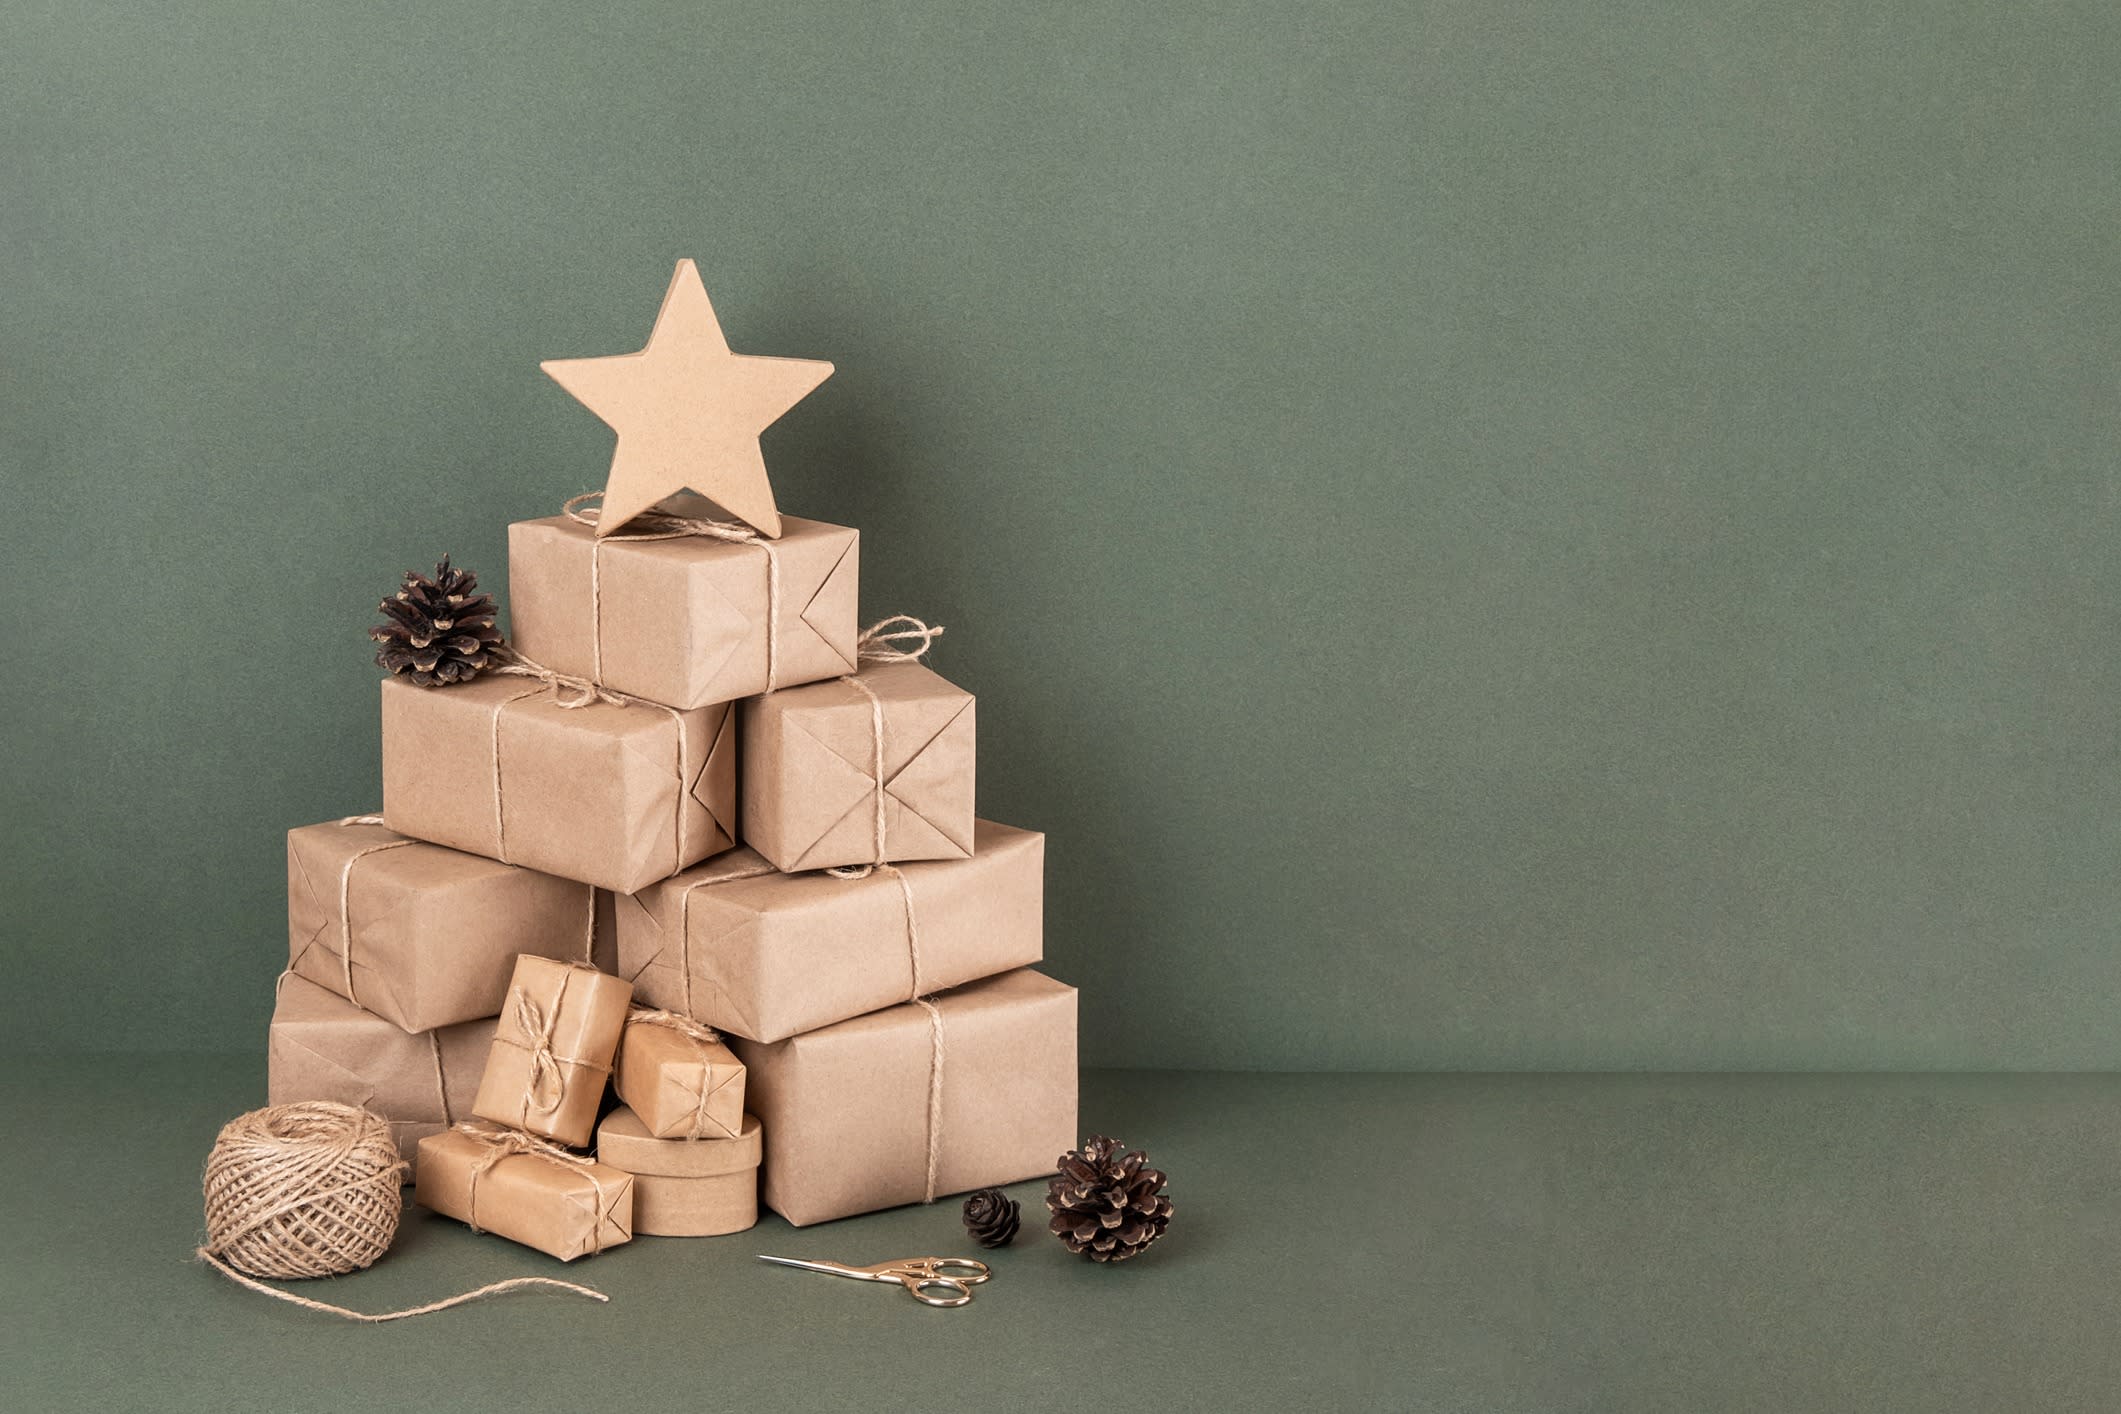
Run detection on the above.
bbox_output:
[266,261,1077,1262]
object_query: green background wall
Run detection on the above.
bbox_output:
[6,2,2116,1068]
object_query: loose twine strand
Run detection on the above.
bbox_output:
[197,1102,605,1322]
[563,491,784,693]
[627,1007,731,1139]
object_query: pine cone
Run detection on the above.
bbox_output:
[960,1188,1020,1248]
[370,557,503,687]
[1045,1134,1173,1262]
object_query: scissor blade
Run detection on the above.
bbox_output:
[756,1254,853,1277]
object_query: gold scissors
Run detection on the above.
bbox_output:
[756,1253,993,1307]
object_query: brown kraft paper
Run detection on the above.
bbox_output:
[266,974,495,1174]
[415,1126,633,1261]
[740,658,975,873]
[471,956,633,1148]
[287,818,596,1034]
[617,820,1043,1042]
[728,968,1077,1227]
[596,1107,761,1237]
[380,674,736,894]
[613,1012,747,1141]
[507,510,859,709]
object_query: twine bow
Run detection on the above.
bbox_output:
[513,985,572,1119]
[563,490,785,693]
[855,615,944,664]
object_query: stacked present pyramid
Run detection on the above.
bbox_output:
[268,261,1078,1260]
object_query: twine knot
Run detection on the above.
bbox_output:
[491,647,628,710]
[628,1006,722,1046]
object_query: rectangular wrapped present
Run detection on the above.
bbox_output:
[507,506,859,709]
[472,956,633,1148]
[415,1126,633,1260]
[287,817,596,1033]
[617,820,1043,1042]
[729,968,1076,1227]
[596,1106,761,1237]
[266,974,494,1173]
[613,1009,747,1141]
[740,658,975,873]
[380,674,736,894]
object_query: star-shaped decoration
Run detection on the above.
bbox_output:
[542,259,833,539]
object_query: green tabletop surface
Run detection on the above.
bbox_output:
[5,1057,2118,1412]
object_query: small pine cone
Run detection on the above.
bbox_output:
[960,1188,1020,1248]
[370,556,503,687]
[1045,1134,1173,1263]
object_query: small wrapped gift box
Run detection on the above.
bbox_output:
[266,974,494,1173]
[739,658,975,873]
[617,820,1043,1042]
[613,1009,747,1141]
[471,956,633,1148]
[596,1106,761,1237]
[507,507,860,709]
[415,1125,634,1261]
[729,968,1076,1227]
[287,818,596,1033]
[380,675,736,894]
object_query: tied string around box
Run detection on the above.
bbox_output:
[197,1102,606,1322]
[827,615,948,1203]
[453,1122,626,1256]
[479,647,705,878]
[500,963,613,1126]
[563,490,787,694]
[627,1008,737,1140]
[311,816,596,1013]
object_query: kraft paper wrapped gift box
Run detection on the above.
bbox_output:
[613,1009,747,1141]
[380,675,736,894]
[415,1126,634,1261]
[596,1107,761,1237]
[729,968,1077,1227]
[266,974,495,1172]
[739,658,975,873]
[286,818,596,1033]
[616,820,1043,1042]
[507,507,859,709]
[472,956,633,1148]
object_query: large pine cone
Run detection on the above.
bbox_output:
[370,557,503,687]
[1045,1134,1173,1262]
[960,1188,1020,1248]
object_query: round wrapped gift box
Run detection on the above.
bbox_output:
[596,1106,761,1237]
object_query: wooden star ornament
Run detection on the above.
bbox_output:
[542,260,833,539]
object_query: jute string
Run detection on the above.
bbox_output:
[563,491,785,693]
[827,616,946,881]
[501,964,612,1126]
[453,1122,622,1256]
[329,816,413,1009]
[481,648,695,874]
[197,1102,605,1321]
[627,1007,732,1140]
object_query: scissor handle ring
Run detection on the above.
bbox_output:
[907,1277,974,1307]
[927,1258,991,1284]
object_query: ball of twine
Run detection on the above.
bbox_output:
[201,1101,405,1279]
